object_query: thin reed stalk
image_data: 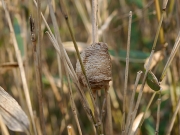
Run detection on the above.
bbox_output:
[35,0,47,134]
[154,0,165,44]
[73,0,91,35]
[122,11,132,134]
[47,0,68,122]
[1,1,37,134]
[160,30,180,81]
[48,0,63,94]
[7,49,27,115]
[29,16,45,135]
[125,71,143,134]
[136,91,157,133]
[155,92,161,135]
[66,73,82,135]
[92,0,98,43]
[105,90,113,135]
[42,65,63,110]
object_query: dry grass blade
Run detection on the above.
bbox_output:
[160,31,180,81]
[73,0,91,35]
[98,10,118,37]
[0,111,10,135]
[0,86,29,133]
[63,42,88,52]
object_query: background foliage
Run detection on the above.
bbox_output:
[0,0,180,135]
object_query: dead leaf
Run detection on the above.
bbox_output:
[0,86,30,133]
[130,113,144,135]
[63,41,88,52]
[144,50,164,70]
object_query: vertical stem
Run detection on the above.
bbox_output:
[36,0,47,134]
[92,0,97,43]
[33,51,46,135]
[154,0,165,44]
[30,16,46,135]
[122,11,132,133]
[106,90,113,135]
[155,92,161,135]
[1,1,37,134]
[96,0,98,42]
[137,92,157,130]
[66,73,82,135]
[48,0,63,93]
